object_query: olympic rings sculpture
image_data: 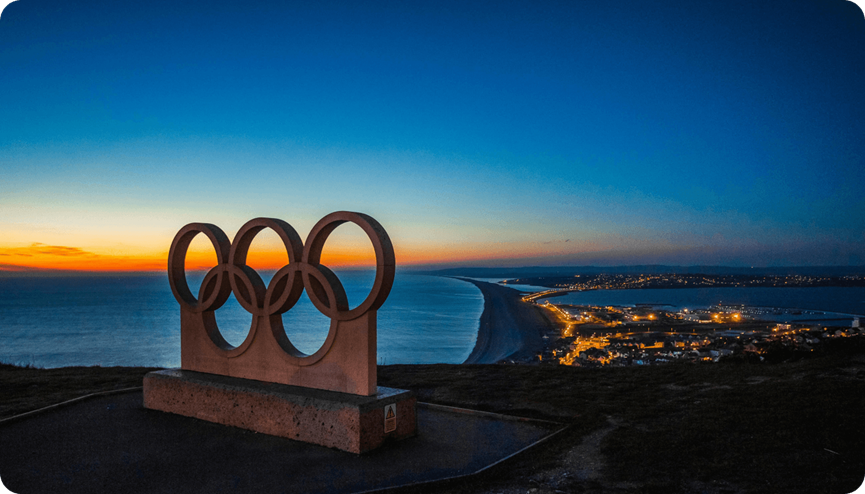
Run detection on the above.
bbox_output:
[167,211,395,367]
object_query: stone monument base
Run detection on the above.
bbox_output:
[143,369,416,454]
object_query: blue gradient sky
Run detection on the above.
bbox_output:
[1,0,864,270]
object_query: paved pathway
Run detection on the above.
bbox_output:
[0,391,560,494]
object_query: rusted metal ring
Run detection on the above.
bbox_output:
[228,218,304,316]
[167,223,232,313]
[302,211,396,321]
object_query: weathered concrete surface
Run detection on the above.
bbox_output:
[178,309,380,396]
[143,369,416,454]
[0,391,559,494]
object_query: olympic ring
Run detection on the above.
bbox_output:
[167,212,395,359]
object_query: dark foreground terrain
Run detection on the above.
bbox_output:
[3,339,864,494]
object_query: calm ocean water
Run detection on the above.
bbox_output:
[4,274,863,368]
[0,272,483,368]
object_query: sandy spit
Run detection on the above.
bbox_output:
[457,278,551,364]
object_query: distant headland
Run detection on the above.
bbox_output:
[417,264,865,278]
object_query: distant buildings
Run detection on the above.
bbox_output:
[534,302,864,367]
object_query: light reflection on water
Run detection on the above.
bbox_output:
[538,286,865,323]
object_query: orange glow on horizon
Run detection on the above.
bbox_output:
[1,243,384,273]
[0,246,510,273]
[0,234,604,273]
[183,249,377,271]
[0,255,166,272]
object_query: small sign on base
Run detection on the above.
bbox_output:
[384,403,397,433]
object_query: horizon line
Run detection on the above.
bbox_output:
[3,263,865,278]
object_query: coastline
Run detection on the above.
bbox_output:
[456,277,552,364]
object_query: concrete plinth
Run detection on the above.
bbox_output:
[143,369,416,454]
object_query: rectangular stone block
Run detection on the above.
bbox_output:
[143,369,416,454]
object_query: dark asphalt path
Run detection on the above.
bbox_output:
[0,391,560,494]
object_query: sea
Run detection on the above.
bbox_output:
[2,273,864,368]
[534,287,865,324]
[0,272,483,368]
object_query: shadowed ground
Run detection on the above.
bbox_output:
[0,392,558,494]
[3,339,864,494]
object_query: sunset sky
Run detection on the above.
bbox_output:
[1,0,864,273]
